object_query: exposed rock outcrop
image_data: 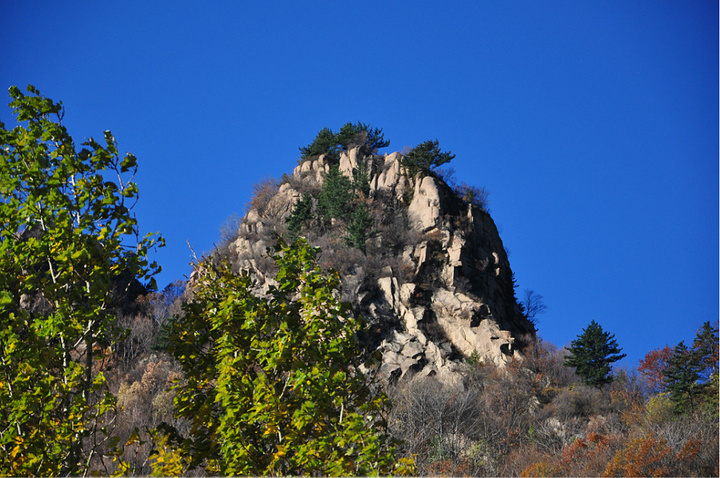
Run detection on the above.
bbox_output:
[230,147,535,386]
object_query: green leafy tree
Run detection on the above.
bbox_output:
[318,164,353,221]
[563,320,626,387]
[401,139,455,179]
[0,85,162,475]
[156,238,412,476]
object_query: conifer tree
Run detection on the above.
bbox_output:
[661,322,719,414]
[318,164,353,221]
[401,139,455,178]
[564,320,626,387]
[345,204,373,252]
[663,341,700,413]
[299,127,339,160]
[352,161,371,197]
[286,193,314,235]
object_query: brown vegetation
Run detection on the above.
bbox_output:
[387,337,718,477]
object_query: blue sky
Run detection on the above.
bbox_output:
[1,1,717,367]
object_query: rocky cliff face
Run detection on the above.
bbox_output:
[229,147,535,386]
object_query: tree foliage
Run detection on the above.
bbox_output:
[638,345,674,394]
[0,85,162,476]
[663,342,699,413]
[401,139,455,179]
[351,161,371,197]
[655,322,719,415]
[690,321,719,383]
[639,321,718,412]
[345,205,374,252]
[335,122,389,154]
[299,122,389,161]
[285,192,314,235]
[318,164,354,221]
[299,127,339,160]
[287,162,374,252]
[563,320,626,387]
[156,238,412,476]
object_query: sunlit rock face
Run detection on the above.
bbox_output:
[233,147,535,386]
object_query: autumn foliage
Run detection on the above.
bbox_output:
[638,345,674,394]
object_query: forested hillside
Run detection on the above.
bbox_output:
[1,87,717,476]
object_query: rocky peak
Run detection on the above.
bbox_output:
[230,147,535,386]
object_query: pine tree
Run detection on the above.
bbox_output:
[318,165,353,221]
[564,320,626,387]
[661,322,719,415]
[345,204,373,252]
[351,161,371,197]
[663,341,700,413]
[401,139,455,178]
[299,127,339,160]
[691,321,719,383]
[285,193,314,235]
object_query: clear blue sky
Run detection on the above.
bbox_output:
[1,1,717,368]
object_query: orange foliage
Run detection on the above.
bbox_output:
[638,345,674,394]
[602,436,672,477]
[521,431,623,477]
[427,458,475,477]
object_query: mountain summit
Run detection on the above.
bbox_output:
[223,144,535,386]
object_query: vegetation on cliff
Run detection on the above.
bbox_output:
[1,90,716,477]
[299,122,390,161]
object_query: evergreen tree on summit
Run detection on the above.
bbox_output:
[564,320,626,387]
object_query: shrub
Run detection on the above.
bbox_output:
[603,436,673,477]
[455,183,490,211]
[245,177,279,216]
[217,212,243,248]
